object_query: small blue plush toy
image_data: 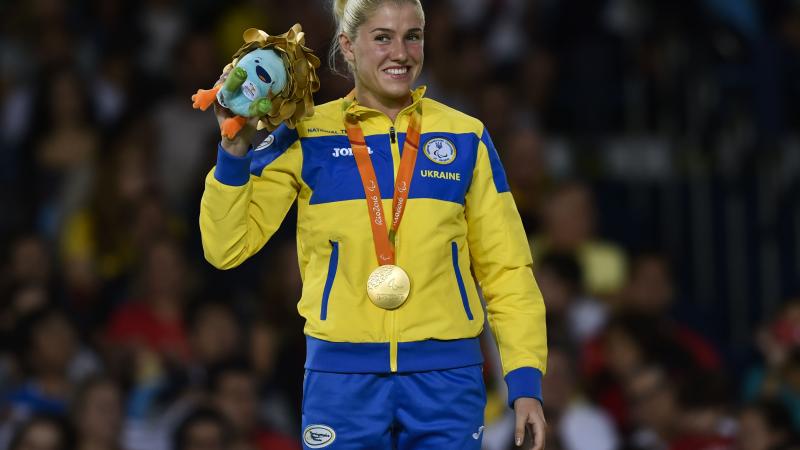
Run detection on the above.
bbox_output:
[216,48,287,119]
[192,25,320,139]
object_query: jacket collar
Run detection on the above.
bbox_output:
[342,85,427,119]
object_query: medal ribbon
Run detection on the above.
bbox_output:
[345,105,422,266]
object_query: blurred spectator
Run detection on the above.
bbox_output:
[208,359,300,450]
[30,67,99,238]
[152,32,219,210]
[503,126,550,228]
[736,400,800,450]
[624,365,680,450]
[105,237,192,366]
[670,371,735,450]
[172,407,233,450]
[138,0,186,77]
[187,300,241,371]
[535,251,608,349]
[1,234,53,291]
[583,313,663,430]
[92,47,137,127]
[542,347,619,450]
[583,307,717,430]
[744,299,800,427]
[0,306,98,447]
[59,120,161,315]
[72,376,124,450]
[7,415,75,450]
[532,182,628,298]
[249,319,297,437]
[6,306,97,418]
[624,365,736,450]
[512,46,557,120]
[620,252,722,371]
[478,83,519,148]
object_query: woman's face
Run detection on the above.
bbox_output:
[77,382,122,444]
[340,2,424,105]
[14,421,64,450]
[736,410,774,450]
[33,314,77,374]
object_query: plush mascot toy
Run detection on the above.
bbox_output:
[192,24,320,139]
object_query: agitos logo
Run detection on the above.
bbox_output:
[303,425,336,448]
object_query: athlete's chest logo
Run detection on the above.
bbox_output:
[332,146,373,157]
[423,138,456,164]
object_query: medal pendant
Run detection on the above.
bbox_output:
[366,264,410,309]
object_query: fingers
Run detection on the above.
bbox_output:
[531,414,546,450]
[515,409,527,447]
[246,115,261,128]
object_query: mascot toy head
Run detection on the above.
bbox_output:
[216,48,288,117]
[192,24,320,138]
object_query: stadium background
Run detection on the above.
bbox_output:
[1,0,799,449]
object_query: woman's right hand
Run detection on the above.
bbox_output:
[214,67,260,157]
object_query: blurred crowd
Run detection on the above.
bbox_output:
[1,0,799,449]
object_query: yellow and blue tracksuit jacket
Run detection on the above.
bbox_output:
[200,86,547,405]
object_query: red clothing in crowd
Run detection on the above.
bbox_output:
[670,434,733,450]
[106,301,189,360]
[256,430,302,450]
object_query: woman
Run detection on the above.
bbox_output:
[8,415,75,450]
[72,377,124,450]
[199,0,547,448]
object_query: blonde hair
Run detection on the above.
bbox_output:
[329,0,425,75]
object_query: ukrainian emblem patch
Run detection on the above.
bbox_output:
[423,138,456,165]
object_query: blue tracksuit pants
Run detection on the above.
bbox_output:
[301,364,487,449]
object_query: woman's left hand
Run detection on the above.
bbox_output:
[513,397,546,449]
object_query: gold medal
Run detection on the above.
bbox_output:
[366,265,410,309]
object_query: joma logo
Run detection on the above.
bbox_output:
[332,147,373,157]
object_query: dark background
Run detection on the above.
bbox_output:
[1,0,799,449]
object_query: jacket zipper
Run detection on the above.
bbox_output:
[389,120,402,372]
[348,99,420,372]
[384,112,416,372]
[388,121,400,372]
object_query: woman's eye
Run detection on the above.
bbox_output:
[406,34,421,41]
[375,35,390,42]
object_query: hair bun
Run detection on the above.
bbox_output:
[333,0,349,24]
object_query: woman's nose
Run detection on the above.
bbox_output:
[390,40,408,61]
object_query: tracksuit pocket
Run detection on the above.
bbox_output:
[451,241,474,320]
[320,240,339,320]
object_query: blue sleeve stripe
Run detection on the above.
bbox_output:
[504,367,543,407]
[251,124,300,176]
[480,128,510,193]
[214,143,253,186]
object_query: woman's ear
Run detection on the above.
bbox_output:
[339,33,355,64]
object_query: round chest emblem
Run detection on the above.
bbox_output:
[423,138,456,165]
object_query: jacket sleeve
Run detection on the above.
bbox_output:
[199,125,302,269]
[465,127,548,406]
